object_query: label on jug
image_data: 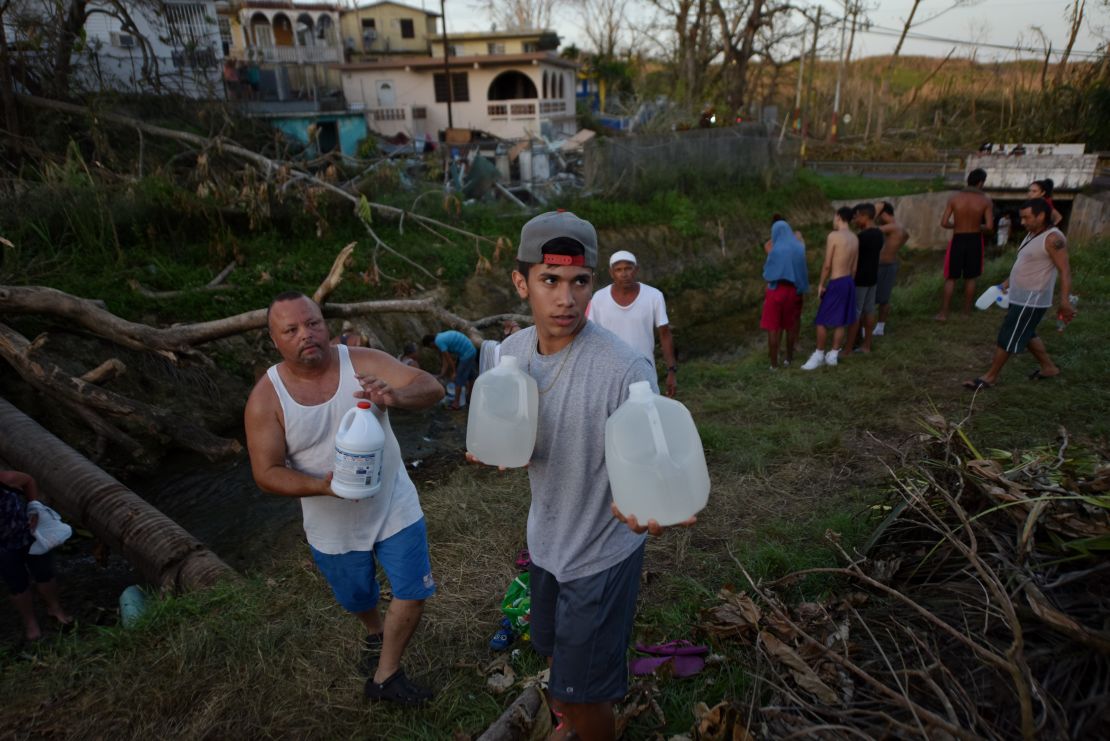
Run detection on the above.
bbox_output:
[333,448,382,489]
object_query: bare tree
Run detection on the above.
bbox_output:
[474,0,556,30]
[1053,0,1087,86]
[572,0,630,58]
[648,0,720,105]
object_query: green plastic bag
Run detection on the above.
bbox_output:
[501,572,531,638]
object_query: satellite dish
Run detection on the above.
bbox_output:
[842,113,852,124]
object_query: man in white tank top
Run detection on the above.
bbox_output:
[963,199,1075,390]
[245,292,444,705]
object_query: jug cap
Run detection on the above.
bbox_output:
[499,355,520,370]
[357,401,372,409]
[628,381,654,400]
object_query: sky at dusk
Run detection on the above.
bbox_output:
[431,0,1108,63]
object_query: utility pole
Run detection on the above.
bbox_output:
[829,0,849,141]
[803,5,821,149]
[440,0,453,129]
[791,23,807,134]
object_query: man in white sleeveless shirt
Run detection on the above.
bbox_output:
[963,199,1075,390]
[245,292,444,705]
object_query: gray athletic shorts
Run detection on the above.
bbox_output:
[875,262,899,305]
[856,283,878,317]
[529,544,645,704]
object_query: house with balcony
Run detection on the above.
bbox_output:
[338,1,439,60]
[218,0,345,106]
[336,51,577,141]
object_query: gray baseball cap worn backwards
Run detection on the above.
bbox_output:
[517,210,598,269]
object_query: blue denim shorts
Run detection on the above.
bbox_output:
[310,518,435,613]
[529,545,645,704]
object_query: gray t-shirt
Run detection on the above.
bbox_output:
[500,321,658,582]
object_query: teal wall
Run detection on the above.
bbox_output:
[270,114,368,157]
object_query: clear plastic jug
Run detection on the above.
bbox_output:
[466,356,538,468]
[332,401,385,499]
[605,381,710,526]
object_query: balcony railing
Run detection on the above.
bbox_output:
[251,45,343,65]
[488,99,568,120]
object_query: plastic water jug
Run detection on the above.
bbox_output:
[332,401,385,499]
[605,381,710,527]
[119,585,147,628]
[466,356,538,468]
[975,284,1009,310]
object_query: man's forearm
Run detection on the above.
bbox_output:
[256,466,331,498]
[389,372,446,411]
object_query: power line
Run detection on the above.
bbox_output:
[861,23,1105,59]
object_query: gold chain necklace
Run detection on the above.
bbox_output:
[528,332,579,395]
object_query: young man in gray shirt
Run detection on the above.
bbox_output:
[471,211,694,739]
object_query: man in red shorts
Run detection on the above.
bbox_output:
[760,218,809,369]
[937,168,993,320]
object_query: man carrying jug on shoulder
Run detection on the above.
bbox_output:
[244,291,443,706]
[468,212,695,741]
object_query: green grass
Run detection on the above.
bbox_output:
[3,165,1108,737]
[795,169,946,200]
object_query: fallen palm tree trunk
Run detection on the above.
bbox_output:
[0,397,237,591]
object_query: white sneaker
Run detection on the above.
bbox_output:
[801,350,826,370]
[826,349,840,366]
[874,322,885,337]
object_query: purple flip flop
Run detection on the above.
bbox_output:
[635,640,709,657]
[629,654,706,677]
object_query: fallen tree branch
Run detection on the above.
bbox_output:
[0,321,240,460]
[128,278,236,300]
[0,285,517,350]
[19,95,502,247]
[312,241,356,304]
[79,358,126,385]
[207,261,237,287]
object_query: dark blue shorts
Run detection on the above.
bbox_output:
[997,304,1047,354]
[0,546,54,594]
[454,354,477,390]
[530,545,645,704]
[310,518,435,613]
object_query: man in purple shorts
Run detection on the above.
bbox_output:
[802,207,860,370]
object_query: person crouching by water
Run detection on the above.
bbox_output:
[760,217,809,369]
[963,199,1075,390]
[244,292,444,705]
[1,470,73,642]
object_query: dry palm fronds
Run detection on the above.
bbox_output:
[713,422,1110,739]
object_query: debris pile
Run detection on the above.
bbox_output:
[708,423,1110,739]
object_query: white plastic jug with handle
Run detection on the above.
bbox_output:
[332,401,385,499]
[975,285,1001,310]
[605,381,710,527]
[466,356,538,468]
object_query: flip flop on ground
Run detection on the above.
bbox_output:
[1029,368,1060,380]
[963,377,993,391]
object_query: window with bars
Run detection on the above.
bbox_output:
[400,18,414,39]
[433,72,469,102]
[487,42,505,55]
[165,3,213,45]
[218,17,232,55]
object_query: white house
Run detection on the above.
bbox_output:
[336,51,577,140]
[81,0,225,97]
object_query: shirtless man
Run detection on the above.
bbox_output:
[874,202,909,336]
[937,169,993,320]
[801,207,859,370]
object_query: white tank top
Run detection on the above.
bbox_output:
[1008,227,1063,309]
[266,344,423,554]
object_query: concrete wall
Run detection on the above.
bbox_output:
[1067,192,1110,243]
[966,153,1099,191]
